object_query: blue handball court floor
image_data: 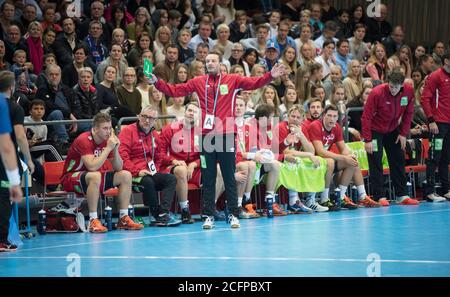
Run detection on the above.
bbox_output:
[1,202,450,277]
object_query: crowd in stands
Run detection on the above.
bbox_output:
[1,0,450,233]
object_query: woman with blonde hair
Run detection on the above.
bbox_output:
[279,87,301,119]
[280,45,300,78]
[153,26,172,65]
[343,59,364,102]
[26,21,44,75]
[387,45,413,79]
[294,66,311,104]
[365,42,387,82]
[230,64,245,76]
[212,23,233,60]
[255,84,281,117]
[188,60,205,79]
[294,24,316,61]
[299,42,316,67]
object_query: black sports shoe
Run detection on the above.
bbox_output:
[201,210,226,221]
[0,242,18,252]
[152,213,182,227]
[181,208,194,224]
[320,199,341,211]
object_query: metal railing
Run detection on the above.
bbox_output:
[23,119,94,126]
[344,107,364,142]
[116,115,176,132]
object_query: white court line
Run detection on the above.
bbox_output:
[1,255,450,265]
[8,208,450,253]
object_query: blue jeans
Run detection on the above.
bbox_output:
[47,110,68,143]
[77,122,92,133]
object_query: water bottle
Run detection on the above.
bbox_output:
[406,182,413,198]
[351,186,358,203]
[105,206,112,231]
[223,200,230,223]
[334,188,341,207]
[37,209,46,235]
[266,196,274,218]
[128,204,135,219]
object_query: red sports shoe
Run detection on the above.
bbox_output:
[117,215,144,230]
[358,195,380,208]
[398,197,419,205]
[89,218,108,233]
[378,198,390,207]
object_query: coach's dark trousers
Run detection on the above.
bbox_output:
[426,123,450,194]
[201,134,238,217]
[368,129,408,200]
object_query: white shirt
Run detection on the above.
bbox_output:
[315,55,336,78]
[24,116,47,142]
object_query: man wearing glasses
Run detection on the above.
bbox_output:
[118,106,180,227]
[361,68,419,206]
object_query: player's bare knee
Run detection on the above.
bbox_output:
[86,172,101,187]
[117,170,132,184]
[247,161,256,172]
[326,158,335,171]
[174,166,187,180]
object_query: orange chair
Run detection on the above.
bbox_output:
[43,161,71,199]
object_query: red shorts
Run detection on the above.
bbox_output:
[161,165,202,187]
[62,171,116,195]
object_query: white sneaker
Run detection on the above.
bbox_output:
[443,191,450,200]
[239,209,252,219]
[229,214,240,228]
[308,203,329,212]
[202,216,215,229]
[427,193,446,203]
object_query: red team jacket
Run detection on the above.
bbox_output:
[156,121,201,171]
[361,83,415,142]
[118,122,160,177]
[272,121,311,154]
[421,68,450,124]
[155,72,274,135]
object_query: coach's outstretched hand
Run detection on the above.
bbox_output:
[270,63,287,78]
[147,73,158,84]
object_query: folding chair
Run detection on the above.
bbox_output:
[43,161,73,203]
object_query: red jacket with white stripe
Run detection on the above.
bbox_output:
[155,121,201,171]
[118,122,160,177]
[155,72,274,135]
[361,83,414,142]
[421,67,450,124]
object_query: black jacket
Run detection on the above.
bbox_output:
[365,18,392,43]
[72,84,99,119]
[36,81,81,120]
[53,33,80,66]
